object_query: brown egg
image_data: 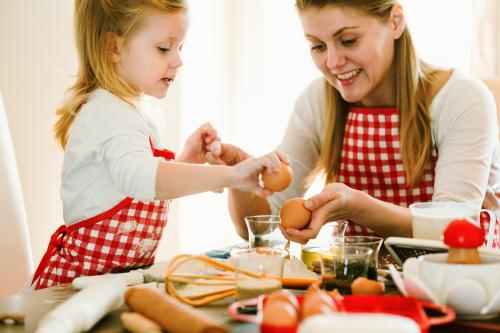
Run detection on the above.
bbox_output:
[266,290,299,311]
[262,161,293,192]
[280,198,311,230]
[351,277,385,295]
[261,300,298,326]
[301,287,336,319]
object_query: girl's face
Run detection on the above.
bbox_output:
[300,6,403,106]
[117,11,188,99]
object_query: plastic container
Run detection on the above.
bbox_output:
[228,294,455,333]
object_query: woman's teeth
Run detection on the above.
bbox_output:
[336,69,361,80]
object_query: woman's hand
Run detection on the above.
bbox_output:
[279,183,361,244]
[177,123,219,164]
[227,152,284,197]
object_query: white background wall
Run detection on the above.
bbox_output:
[0,0,498,278]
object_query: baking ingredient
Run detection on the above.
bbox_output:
[351,277,385,295]
[443,219,484,264]
[262,300,298,326]
[262,161,293,192]
[280,198,311,229]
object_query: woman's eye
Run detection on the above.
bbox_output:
[341,39,357,47]
[158,47,169,53]
[311,44,325,52]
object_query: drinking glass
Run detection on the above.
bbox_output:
[301,220,348,272]
[230,247,288,300]
[330,236,383,280]
[245,215,284,249]
[319,246,372,294]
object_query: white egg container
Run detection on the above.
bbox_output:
[401,253,500,319]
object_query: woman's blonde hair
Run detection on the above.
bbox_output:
[296,0,434,187]
[54,0,186,149]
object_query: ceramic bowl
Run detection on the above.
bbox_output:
[404,253,500,319]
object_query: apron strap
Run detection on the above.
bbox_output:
[31,224,67,286]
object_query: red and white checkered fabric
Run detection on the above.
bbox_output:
[337,107,435,236]
[480,212,500,249]
[32,138,175,289]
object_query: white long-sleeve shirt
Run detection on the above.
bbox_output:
[61,89,163,225]
[268,70,500,213]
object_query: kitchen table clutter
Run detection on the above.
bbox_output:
[24,174,500,333]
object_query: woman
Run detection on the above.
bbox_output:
[208,0,499,244]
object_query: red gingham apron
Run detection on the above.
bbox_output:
[32,138,175,289]
[338,107,436,236]
[337,106,499,248]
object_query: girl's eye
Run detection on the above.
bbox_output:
[341,39,357,47]
[158,47,169,53]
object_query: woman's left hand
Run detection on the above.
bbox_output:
[279,183,360,244]
[177,122,219,164]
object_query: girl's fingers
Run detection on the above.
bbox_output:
[206,140,222,156]
[205,152,225,165]
[253,186,272,198]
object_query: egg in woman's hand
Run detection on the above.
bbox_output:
[261,299,298,326]
[261,161,292,192]
[280,198,311,230]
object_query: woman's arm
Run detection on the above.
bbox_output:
[228,189,271,239]
[280,183,412,244]
[431,73,498,205]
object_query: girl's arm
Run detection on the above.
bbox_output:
[155,153,281,200]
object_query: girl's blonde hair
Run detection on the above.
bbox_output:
[296,0,435,187]
[54,0,187,149]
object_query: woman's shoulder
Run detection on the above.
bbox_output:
[430,69,497,138]
[299,77,326,101]
[294,77,326,116]
[431,69,495,109]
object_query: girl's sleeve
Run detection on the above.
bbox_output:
[96,106,161,201]
[267,78,326,214]
[432,77,498,206]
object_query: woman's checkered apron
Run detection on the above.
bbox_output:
[32,138,175,289]
[336,106,499,248]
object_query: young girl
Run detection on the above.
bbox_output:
[31,0,282,289]
[209,0,500,246]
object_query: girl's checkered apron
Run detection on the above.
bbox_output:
[32,138,175,289]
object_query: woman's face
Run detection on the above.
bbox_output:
[300,6,402,106]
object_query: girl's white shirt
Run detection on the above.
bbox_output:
[268,70,500,213]
[61,89,163,226]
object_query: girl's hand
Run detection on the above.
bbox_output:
[227,151,283,197]
[205,141,251,166]
[177,123,219,164]
[279,183,359,244]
